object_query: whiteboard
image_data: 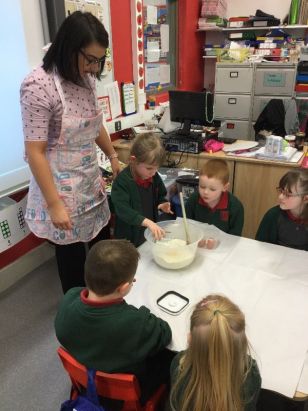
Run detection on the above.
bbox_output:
[0,0,45,198]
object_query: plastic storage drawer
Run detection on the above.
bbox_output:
[215,94,251,120]
[215,65,253,93]
[252,96,292,121]
[220,120,250,140]
[254,67,296,95]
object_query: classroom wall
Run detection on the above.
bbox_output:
[20,0,45,67]
[109,1,133,84]
[227,0,290,21]
[178,1,204,91]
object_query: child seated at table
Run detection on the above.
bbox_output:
[55,239,174,404]
[256,169,308,250]
[111,133,173,247]
[185,159,244,237]
[169,294,261,411]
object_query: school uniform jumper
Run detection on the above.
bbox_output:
[55,287,172,402]
[256,205,308,251]
[170,352,261,411]
[185,191,244,236]
[111,166,167,246]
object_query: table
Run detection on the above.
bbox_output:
[113,139,304,239]
[125,220,308,399]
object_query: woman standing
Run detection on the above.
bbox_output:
[20,12,120,293]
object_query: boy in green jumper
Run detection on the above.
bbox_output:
[55,239,173,404]
[185,159,244,237]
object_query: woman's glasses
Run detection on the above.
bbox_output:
[79,49,106,68]
[276,187,308,198]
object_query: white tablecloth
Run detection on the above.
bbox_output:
[126,221,308,398]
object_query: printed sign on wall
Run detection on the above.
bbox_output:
[0,196,30,253]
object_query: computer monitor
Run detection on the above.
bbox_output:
[169,90,213,136]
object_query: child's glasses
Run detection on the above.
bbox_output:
[276,187,308,198]
[79,49,106,68]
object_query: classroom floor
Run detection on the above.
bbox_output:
[0,255,307,411]
[0,256,70,411]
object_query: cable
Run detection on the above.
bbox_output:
[205,91,214,124]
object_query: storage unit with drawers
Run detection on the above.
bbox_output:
[214,62,297,140]
[214,63,253,140]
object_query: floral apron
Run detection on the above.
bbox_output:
[25,71,110,244]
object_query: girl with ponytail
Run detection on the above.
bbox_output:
[170,294,261,411]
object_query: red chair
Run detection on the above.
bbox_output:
[57,347,167,411]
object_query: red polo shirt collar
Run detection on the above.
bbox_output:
[198,191,228,212]
[134,176,153,188]
[80,289,124,307]
[286,210,307,225]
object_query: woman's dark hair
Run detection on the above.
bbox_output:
[43,11,109,84]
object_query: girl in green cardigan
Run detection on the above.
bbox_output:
[111,133,173,246]
[256,169,308,250]
[169,294,261,411]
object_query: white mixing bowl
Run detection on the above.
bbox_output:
[144,220,204,269]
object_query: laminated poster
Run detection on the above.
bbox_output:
[0,196,30,253]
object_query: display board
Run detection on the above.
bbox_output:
[143,0,176,92]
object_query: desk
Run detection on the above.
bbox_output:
[125,221,308,399]
[113,139,303,239]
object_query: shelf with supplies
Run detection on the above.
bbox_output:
[201,23,308,93]
[197,24,308,32]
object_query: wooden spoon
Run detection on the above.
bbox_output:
[179,192,191,245]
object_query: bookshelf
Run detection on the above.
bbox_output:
[197,24,308,32]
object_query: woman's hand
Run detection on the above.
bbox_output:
[95,126,121,178]
[142,218,165,241]
[158,202,174,214]
[110,157,121,178]
[48,200,72,230]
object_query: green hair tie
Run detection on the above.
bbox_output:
[213,310,220,316]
